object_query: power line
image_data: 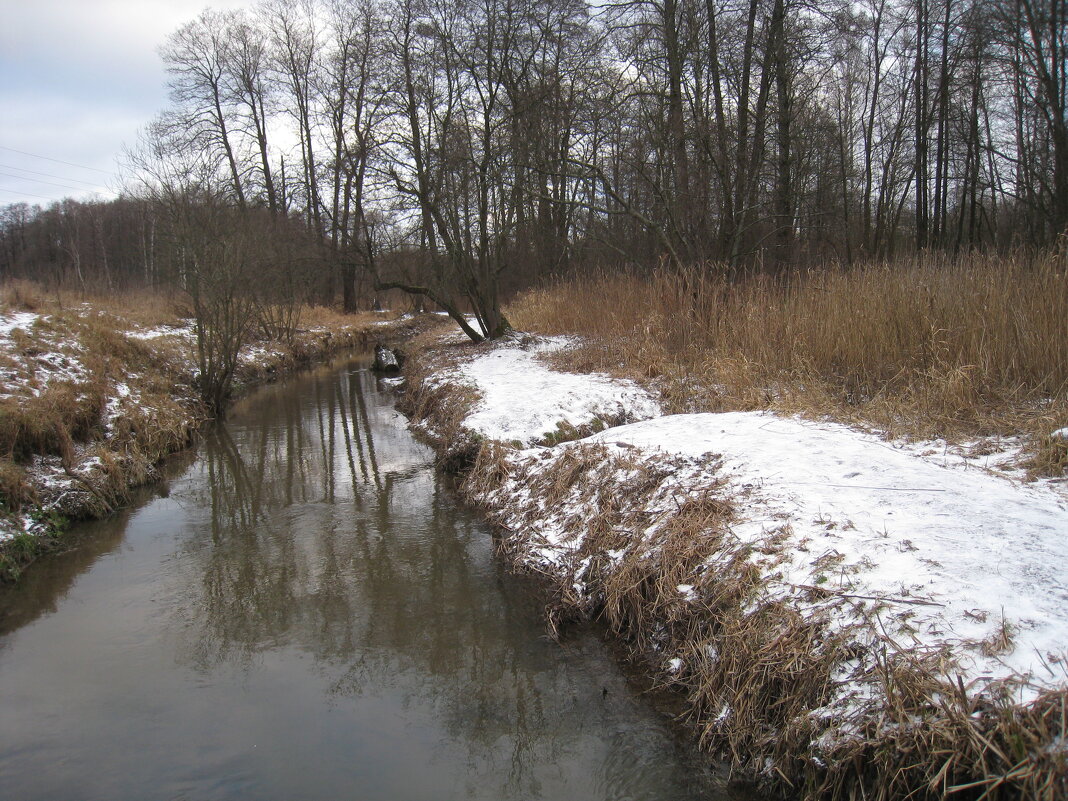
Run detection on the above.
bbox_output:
[0,145,113,175]
[0,163,109,190]
[0,170,105,194]
[0,188,60,203]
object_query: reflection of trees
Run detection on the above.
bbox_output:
[169,362,706,800]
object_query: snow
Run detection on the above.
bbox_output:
[102,382,132,435]
[421,333,1068,706]
[0,311,39,338]
[0,309,189,544]
[125,323,194,341]
[577,412,1068,695]
[439,336,661,445]
[0,310,92,400]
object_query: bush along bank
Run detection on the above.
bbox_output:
[0,293,414,580]
[397,326,1068,800]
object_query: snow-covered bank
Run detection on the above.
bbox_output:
[407,334,661,452]
[583,413,1068,694]
[401,329,1068,799]
[0,302,398,574]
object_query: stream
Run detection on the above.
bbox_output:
[0,354,742,800]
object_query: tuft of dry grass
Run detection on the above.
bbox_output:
[0,459,36,513]
[508,250,1068,471]
[0,279,46,311]
[0,381,106,463]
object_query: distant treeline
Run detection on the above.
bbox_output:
[0,199,162,292]
[2,0,1066,309]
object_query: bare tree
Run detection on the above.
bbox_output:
[224,11,281,212]
[160,10,249,207]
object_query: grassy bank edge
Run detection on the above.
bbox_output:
[508,253,1068,478]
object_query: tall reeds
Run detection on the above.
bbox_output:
[510,250,1068,469]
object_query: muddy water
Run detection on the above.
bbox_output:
[0,355,738,801]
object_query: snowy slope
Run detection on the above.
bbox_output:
[441,334,1068,701]
[581,413,1068,697]
[432,336,661,445]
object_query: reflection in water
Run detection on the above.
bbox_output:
[0,356,737,801]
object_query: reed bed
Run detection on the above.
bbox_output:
[509,250,1068,473]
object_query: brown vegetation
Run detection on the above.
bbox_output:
[391,281,1068,799]
[393,330,486,469]
[510,250,1068,473]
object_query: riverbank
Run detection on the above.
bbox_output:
[0,284,423,579]
[397,325,1068,800]
[0,339,731,801]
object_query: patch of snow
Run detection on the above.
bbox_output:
[441,336,661,445]
[465,316,487,337]
[102,382,134,436]
[0,311,39,338]
[1045,735,1068,756]
[125,323,194,341]
[579,412,1068,698]
[126,327,163,341]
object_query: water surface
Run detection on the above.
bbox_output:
[0,355,738,800]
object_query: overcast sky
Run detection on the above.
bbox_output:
[0,0,252,207]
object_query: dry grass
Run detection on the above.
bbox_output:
[1,280,186,330]
[0,459,35,513]
[398,254,1068,797]
[509,250,1068,473]
[0,302,204,523]
[301,304,395,331]
[0,279,47,312]
[0,382,105,462]
[77,288,186,329]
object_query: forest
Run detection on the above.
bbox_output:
[1,0,1066,340]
